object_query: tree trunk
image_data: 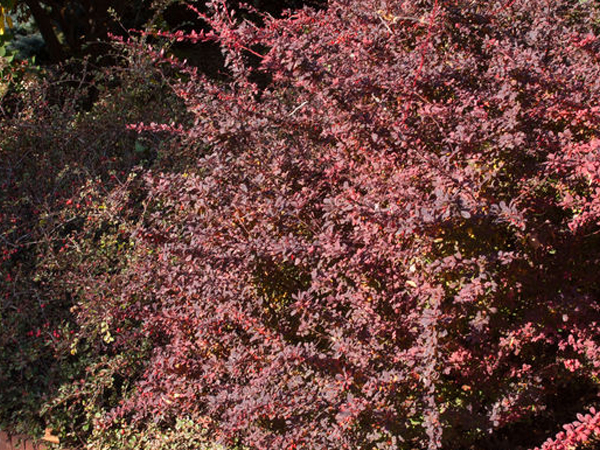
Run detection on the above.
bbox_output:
[24,0,65,62]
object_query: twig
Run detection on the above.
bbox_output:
[288,101,308,117]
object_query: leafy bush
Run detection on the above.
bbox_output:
[4,0,600,449]
[0,42,184,439]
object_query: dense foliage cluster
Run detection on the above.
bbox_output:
[2,0,600,449]
[0,46,184,436]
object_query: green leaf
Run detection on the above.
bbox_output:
[134,140,146,153]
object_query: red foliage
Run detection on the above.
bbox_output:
[64,0,600,449]
[535,407,600,450]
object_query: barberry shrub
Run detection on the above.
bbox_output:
[10,0,600,448]
[74,0,600,449]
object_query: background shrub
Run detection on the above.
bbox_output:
[0,41,184,439]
